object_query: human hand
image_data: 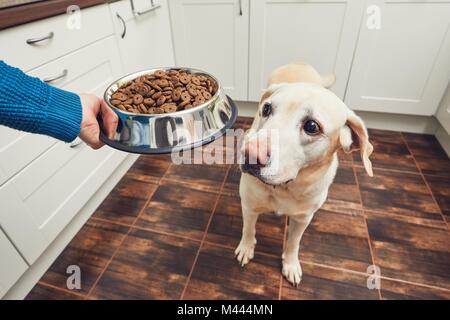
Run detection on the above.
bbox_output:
[79,94,118,149]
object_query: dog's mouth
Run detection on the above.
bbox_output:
[240,164,293,187]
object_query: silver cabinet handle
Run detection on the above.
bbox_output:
[238,0,242,16]
[116,13,127,38]
[26,32,54,45]
[130,0,161,17]
[70,138,84,149]
[69,138,83,149]
[43,69,68,84]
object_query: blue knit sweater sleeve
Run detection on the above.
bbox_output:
[0,60,82,142]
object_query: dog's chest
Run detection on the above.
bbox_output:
[268,185,325,216]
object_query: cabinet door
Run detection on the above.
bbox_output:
[248,0,364,101]
[0,229,28,298]
[0,183,47,265]
[169,0,249,100]
[110,0,175,73]
[0,37,125,265]
[0,36,123,188]
[436,87,450,134]
[345,0,450,115]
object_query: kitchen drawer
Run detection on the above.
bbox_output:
[112,0,166,20]
[0,36,123,187]
[0,228,28,298]
[0,4,114,72]
[28,35,123,95]
[0,147,127,264]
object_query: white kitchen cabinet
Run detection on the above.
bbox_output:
[169,0,249,100]
[0,130,56,187]
[0,36,126,265]
[248,0,364,101]
[0,182,48,265]
[436,86,450,134]
[0,36,123,188]
[0,4,134,298]
[0,4,114,72]
[0,229,28,297]
[110,0,175,74]
[345,0,450,116]
[28,36,123,96]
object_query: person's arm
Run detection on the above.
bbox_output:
[0,60,118,149]
[0,60,81,142]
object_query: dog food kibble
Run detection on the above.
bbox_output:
[110,69,218,114]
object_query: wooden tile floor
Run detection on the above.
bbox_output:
[26,117,450,300]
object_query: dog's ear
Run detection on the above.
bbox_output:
[259,89,273,105]
[339,110,373,176]
[260,83,285,104]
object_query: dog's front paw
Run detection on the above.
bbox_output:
[234,239,256,267]
[282,256,302,287]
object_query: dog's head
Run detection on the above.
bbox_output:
[240,82,373,185]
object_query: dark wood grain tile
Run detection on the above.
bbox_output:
[323,165,363,216]
[183,243,280,299]
[206,193,286,256]
[38,220,129,294]
[90,228,199,299]
[403,133,450,179]
[353,129,418,173]
[424,174,450,219]
[199,138,237,165]
[337,148,353,165]
[367,213,450,290]
[282,263,379,300]
[356,167,443,225]
[26,283,83,300]
[300,209,372,273]
[175,116,250,167]
[380,279,450,300]
[222,164,241,197]
[126,154,172,184]
[135,181,218,240]
[162,164,229,193]
[92,175,157,225]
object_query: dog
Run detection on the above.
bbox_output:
[236,63,373,286]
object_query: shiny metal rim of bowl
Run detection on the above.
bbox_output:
[100,67,238,154]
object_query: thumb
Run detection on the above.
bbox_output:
[100,100,119,139]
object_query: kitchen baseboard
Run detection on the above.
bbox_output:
[355,111,438,135]
[236,101,258,118]
[3,153,139,300]
[236,101,439,134]
[435,125,450,157]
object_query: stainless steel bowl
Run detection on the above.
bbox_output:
[100,67,238,154]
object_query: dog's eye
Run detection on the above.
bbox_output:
[262,102,272,118]
[303,120,321,135]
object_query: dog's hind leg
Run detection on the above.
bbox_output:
[235,206,259,267]
[282,214,314,286]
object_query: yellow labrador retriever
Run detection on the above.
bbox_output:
[236,63,373,286]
